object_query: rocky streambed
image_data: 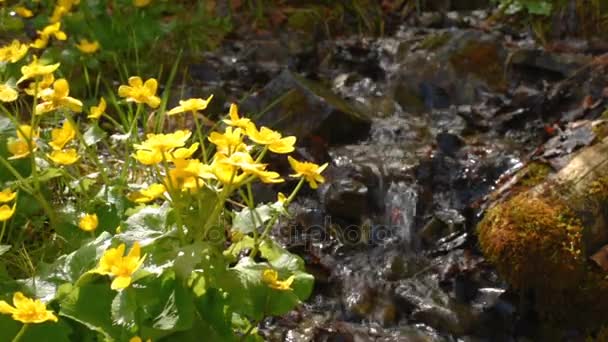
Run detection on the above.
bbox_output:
[181,8,608,341]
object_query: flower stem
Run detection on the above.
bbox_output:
[253,178,305,256]
[12,324,28,342]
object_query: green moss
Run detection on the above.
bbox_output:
[478,189,608,327]
[477,192,585,292]
[518,162,552,187]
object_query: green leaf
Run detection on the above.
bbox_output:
[0,245,10,256]
[0,316,72,342]
[232,205,273,234]
[259,239,314,303]
[83,125,107,146]
[523,0,552,15]
[111,289,137,330]
[36,167,63,182]
[151,279,195,332]
[117,203,174,245]
[37,232,112,285]
[59,283,123,340]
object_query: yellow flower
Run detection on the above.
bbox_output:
[287,156,328,189]
[166,95,213,116]
[129,337,151,342]
[25,73,54,96]
[210,153,247,185]
[223,103,253,129]
[14,6,33,18]
[134,0,152,7]
[92,242,146,290]
[0,204,16,221]
[277,192,287,204]
[7,139,35,160]
[221,152,283,184]
[18,56,60,84]
[16,125,39,141]
[47,149,80,165]
[79,213,98,232]
[0,292,58,324]
[166,143,199,161]
[36,78,83,114]
[208,127,245,154]
[118,76,160,108]
[0,40,28,63]
[0,83,18,102]
[88,97,106,119]
[49,120,76,150]
[0,188,17,203]
[133,150,162,165]
[136,131,191,152]
[166,159,213,191]
[75,39,100,54]
[31,22,67,49]
[128,184,165,203]
[49,0,79,22]
[262,269,294,291]
[247,126,296,154]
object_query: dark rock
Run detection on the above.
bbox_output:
[241,70,372,146]
[324,179,369,222]
[436,132,464,156]
[394,30,507,113]
[508,49,592,79]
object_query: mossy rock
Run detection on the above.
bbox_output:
[478,191,585,292]
[477,188,608,326]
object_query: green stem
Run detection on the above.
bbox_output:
[159,153,186,244]
[201,186,230,241]
[0,156,57,226]
[64,112,111,193]
[254,178,305,256]
[192,111,209,164]
[12,324,28,342]
[0,220,7,243]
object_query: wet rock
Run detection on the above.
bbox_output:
[323,163,384,223]
[395,275,478,335]
[419,209,465,246]
[542,120,597,169]
[508,49,592,79]
[394,30,507,112]
[241,70,372,145]
[436,132,464,156]
[324,179,369,222]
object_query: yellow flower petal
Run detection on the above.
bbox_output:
[18,57,60,85]
[167,95,213,115]
[79,213,98,232]
[14,6,33,18]
[0,40,29,64]
[118,76,160,108]
[76,39,99,54]
[0,188,17,203]
[0,84,18,103]
[49,120,76,150]
[7,139,34,160]
[0,292,58,324]
[288,156,328,189]
[0,204,16,221]
[134,0,152,7]
[47,149,80,165]
[89,97,106,119]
